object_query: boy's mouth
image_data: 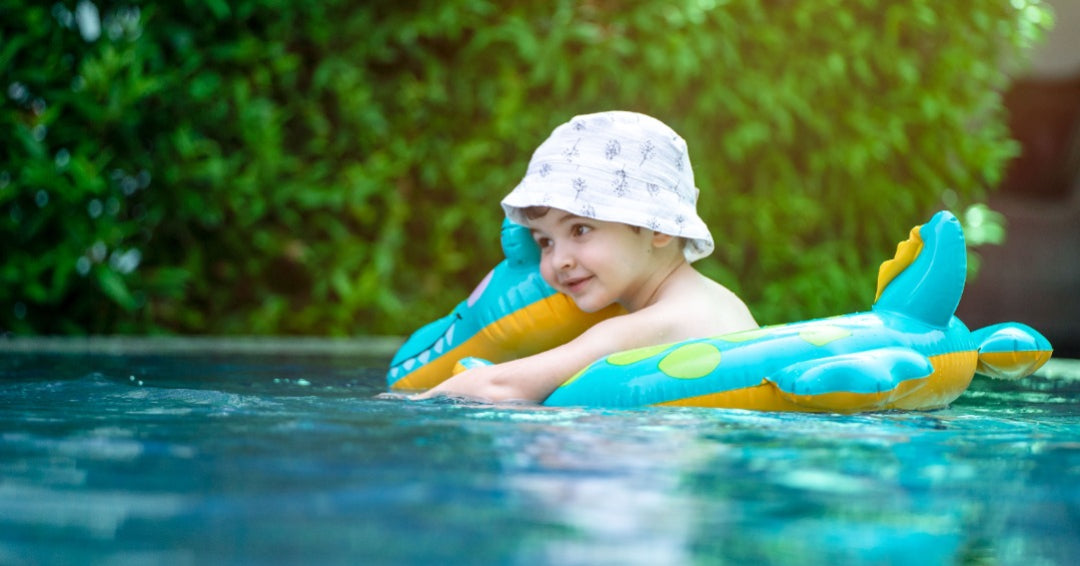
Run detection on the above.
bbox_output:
[561,275,593,294]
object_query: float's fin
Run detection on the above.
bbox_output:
[872,211,967,328]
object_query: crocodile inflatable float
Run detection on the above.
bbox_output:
[388,211,1052,412]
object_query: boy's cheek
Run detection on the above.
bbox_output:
[538,264,559,290]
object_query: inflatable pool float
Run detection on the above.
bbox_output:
[388,211,1052,412]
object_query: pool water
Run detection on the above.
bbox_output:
[1,353,1078,565]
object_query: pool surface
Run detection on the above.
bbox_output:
[2,351,1078,565]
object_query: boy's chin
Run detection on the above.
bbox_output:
[570,297,607,314]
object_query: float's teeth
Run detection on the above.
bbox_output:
[389,367,400,379]
[403,358,416,371]
[445,323,455,344]
[433,338,445,355]
[418,349,431,365]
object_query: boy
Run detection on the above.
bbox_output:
[417,111,757,402]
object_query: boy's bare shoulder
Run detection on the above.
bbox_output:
[657,273,757,338]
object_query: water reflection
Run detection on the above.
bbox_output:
[0,354,1076,565]
[454,404,1080,565]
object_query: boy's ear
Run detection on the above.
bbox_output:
[651,232,676,248]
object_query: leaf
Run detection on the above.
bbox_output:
[95,268,138,311]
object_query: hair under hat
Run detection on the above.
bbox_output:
[501,110,715,263]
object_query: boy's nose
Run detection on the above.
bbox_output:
[550,246,575,271]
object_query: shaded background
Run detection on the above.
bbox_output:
[956,0,1080,357]
[1,0,1074,355]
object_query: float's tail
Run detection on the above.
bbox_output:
[970,322,1053,380]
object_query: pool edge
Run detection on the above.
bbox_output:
[0,335,404,358]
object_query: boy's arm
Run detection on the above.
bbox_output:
[415,312,658,403]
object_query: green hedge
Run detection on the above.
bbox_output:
[0,0,1052,335]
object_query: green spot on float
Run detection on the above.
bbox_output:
[658,343,723,379]
[799,326,852,346]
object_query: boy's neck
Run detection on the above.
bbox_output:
[626,256,688,312]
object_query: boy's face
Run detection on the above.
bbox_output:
[527,211,661,313]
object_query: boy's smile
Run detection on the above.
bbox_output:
[560,274,594,294]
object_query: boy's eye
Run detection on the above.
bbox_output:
[571,224,591,237]
[534,236,552,249]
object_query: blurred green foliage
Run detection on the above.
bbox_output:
[0,0,1052,335]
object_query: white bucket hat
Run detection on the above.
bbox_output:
[501,110,714,263]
